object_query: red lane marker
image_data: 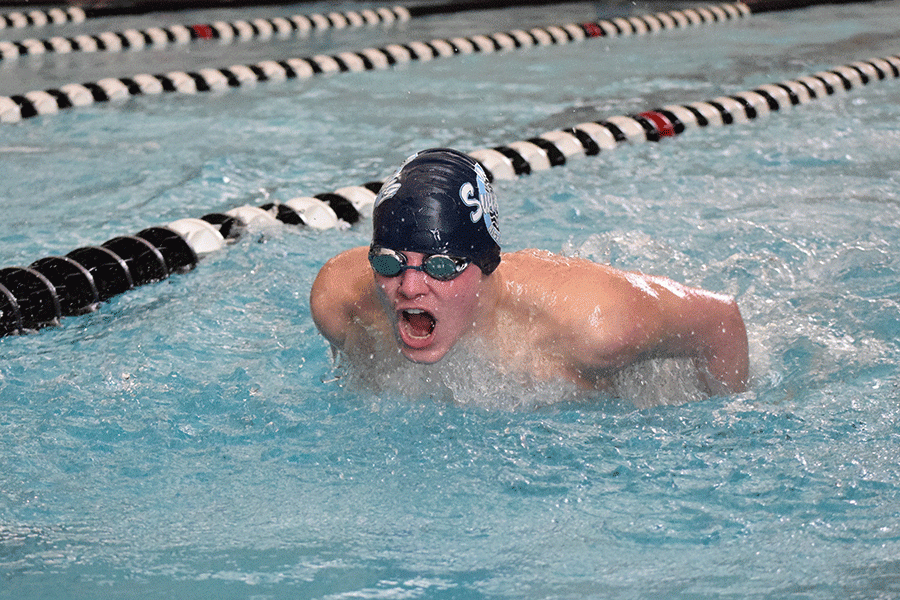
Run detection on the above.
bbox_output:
[581,22,605,38]
[639,110,677,137]
[191,24,215,39]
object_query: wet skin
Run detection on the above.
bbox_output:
[310,246,749,394]
[373,251,488,364]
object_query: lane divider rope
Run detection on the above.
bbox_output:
[1,50,897,338]
[0,6,412,62]
[0,1,752,123]
[0,6,87,29]
[472,53,900,179]
[0,0,589,30]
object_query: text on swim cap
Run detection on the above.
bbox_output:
[459,163,500,245]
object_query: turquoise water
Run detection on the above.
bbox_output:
[1,1,900,598]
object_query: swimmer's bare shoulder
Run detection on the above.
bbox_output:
[496,249,655,366]
[497,249,749,392]
[310,246,381,351]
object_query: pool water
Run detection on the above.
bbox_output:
[1,0,899,598]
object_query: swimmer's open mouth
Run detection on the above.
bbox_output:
[402,309,436,338]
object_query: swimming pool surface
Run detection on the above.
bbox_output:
[1,0,899,598]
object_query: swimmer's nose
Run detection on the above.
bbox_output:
[398,264,429,297]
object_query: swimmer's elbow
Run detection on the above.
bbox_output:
[311,309,347,352]
[309,247,371,351]
[309,268,347,350]
[310,305,345,351]
[716,296,748,348]
[700,297,749,394]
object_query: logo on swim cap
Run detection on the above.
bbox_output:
[458,162,500,246]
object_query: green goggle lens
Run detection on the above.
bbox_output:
[422,255,461,278]
[369,253,404,276]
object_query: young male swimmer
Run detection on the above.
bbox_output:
[310,148,749,395]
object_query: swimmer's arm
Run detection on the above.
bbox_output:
[309,246,371,352]
[572,274,749,394]
[651,285,749,394]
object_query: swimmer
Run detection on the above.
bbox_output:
[310,148,749,395]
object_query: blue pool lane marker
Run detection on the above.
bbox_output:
[0,51,898,337]
[0,1,751,123]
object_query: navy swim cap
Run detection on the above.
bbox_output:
[371,148,501,274]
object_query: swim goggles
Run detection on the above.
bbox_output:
[368,247,470,281]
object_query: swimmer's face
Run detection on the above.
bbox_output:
[373,250,484,363]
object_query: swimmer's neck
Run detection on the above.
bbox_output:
[468,265,504,339]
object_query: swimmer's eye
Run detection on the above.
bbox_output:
[369,248,470,281]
